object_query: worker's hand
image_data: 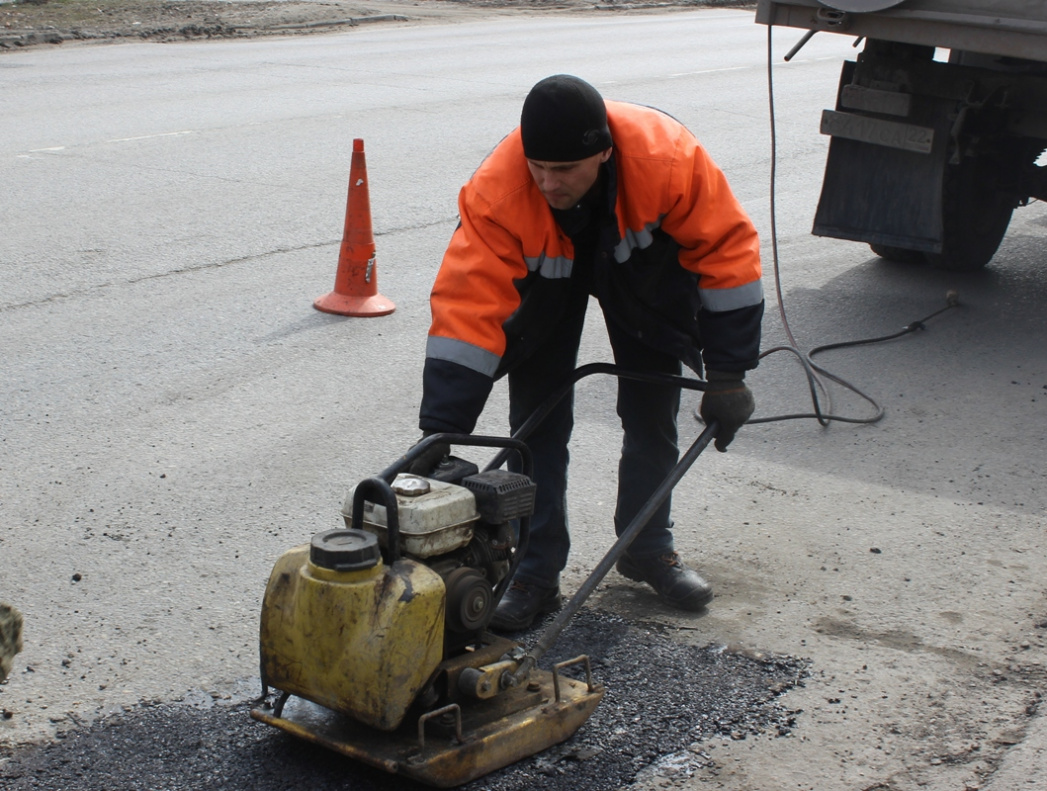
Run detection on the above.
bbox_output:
[407,433,451,477]
[699,371,755,452]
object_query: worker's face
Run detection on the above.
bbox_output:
[526,148,612,210]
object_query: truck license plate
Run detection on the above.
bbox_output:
[820,110,934,154]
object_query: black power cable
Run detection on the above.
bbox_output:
[711,24,961,430]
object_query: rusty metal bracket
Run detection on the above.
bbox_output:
[552,655,597,702]
[273,690,291,718]
[415,703,464,751]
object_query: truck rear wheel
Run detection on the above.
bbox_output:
[870,244,926,264]
[926,156,1014,272]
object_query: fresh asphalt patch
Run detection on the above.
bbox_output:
[0,610,807,790]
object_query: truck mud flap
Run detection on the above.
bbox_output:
[812,60,952,252]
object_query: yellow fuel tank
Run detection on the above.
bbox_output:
[259,529,445,732]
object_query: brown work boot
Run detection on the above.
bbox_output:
[490,580,562,632]
[616,552,713,611]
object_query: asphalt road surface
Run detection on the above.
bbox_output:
[1,8,1045,791]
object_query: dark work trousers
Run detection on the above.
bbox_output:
[507,294,683,590]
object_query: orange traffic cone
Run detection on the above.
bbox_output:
[313,139,396,317]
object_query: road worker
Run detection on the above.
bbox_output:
[413,75,763,630]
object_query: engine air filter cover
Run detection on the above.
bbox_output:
[462,470,537,523]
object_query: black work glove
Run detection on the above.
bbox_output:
[699,370,755,452]
[407,433,450,477]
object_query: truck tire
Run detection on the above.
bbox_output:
[870,244,926,264]
[926,156,1014,272]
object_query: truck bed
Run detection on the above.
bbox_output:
[755,0,1047,62]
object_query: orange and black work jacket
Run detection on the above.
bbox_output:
[420,100,764,435]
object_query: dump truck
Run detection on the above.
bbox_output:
[755,0,1047,270]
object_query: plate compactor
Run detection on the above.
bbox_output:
[251,365,718,787]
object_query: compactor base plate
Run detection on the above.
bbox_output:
[251,665,603,788]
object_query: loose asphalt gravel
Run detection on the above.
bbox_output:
[0,609,806,790]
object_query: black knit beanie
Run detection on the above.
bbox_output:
[520,75,612,162]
